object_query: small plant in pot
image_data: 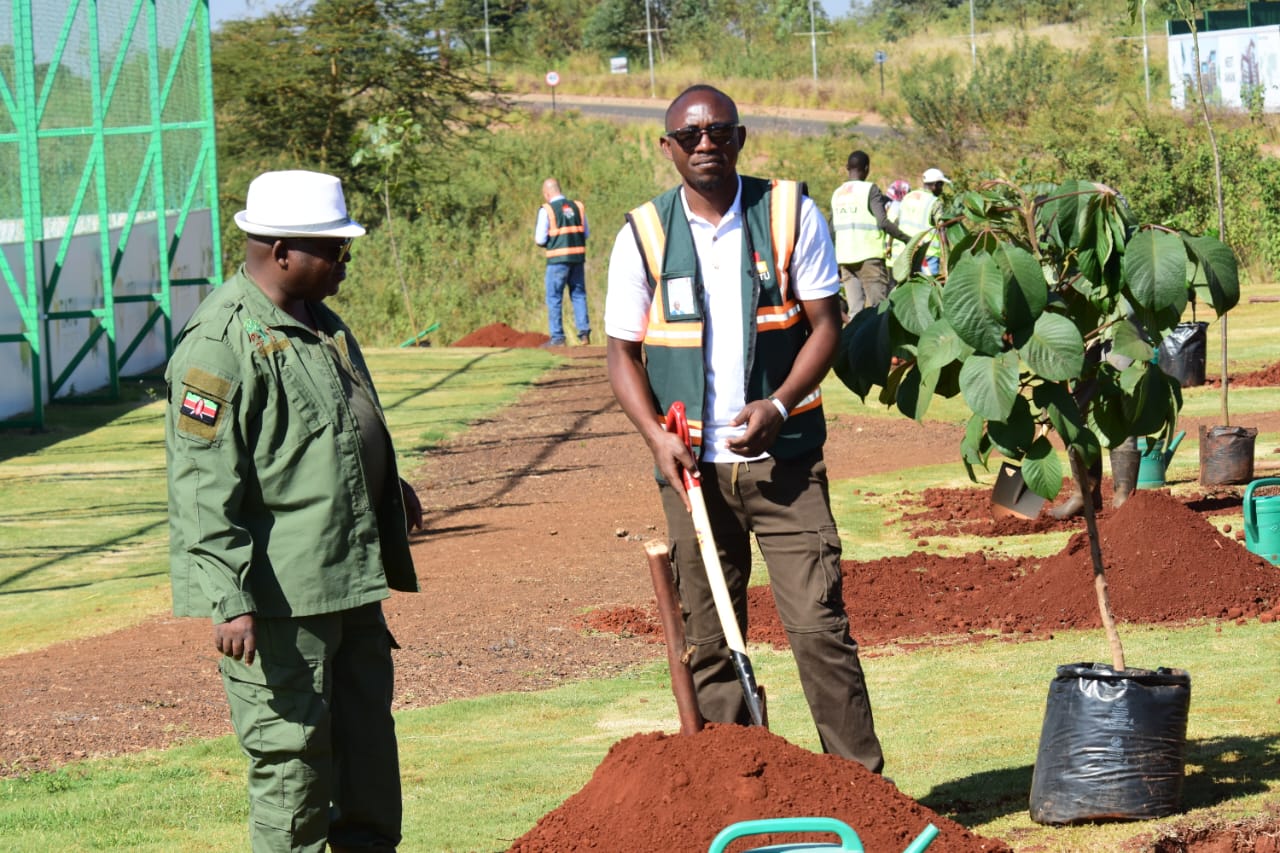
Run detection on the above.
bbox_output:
[833,177,1238,823]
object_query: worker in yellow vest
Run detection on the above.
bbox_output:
[829,150,911,317]
[897,167,950,277]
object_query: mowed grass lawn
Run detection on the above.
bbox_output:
[2,285,1280,851]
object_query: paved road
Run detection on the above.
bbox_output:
[514,95,888,138]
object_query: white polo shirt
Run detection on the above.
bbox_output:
[604,179,840,462]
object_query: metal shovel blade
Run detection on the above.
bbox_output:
[991,462,1047,520]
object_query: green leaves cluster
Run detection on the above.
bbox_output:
[833,179,1239,500]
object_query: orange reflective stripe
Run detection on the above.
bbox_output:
[545,245,586,258]
[790,389,822,416]
[755,302,803,330]
[769,180,799,301]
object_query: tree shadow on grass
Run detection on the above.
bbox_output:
[0,376,166,462]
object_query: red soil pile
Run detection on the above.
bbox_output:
[507,724,1010,853]
[582,490,1280,647]
[1206,360,1280,387]
[748,489,1280,649]
[452,322,549,348]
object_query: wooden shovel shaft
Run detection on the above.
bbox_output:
[644,541,704,736]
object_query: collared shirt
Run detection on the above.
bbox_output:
[605,177,840,462]
[165,269,417,623]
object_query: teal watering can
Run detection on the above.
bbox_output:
[1137,431,1186,488]
[1243,477,1280,565]
[707,817,939,853]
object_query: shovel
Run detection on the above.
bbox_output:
[991,461,1048,520]
[665,401,766,728]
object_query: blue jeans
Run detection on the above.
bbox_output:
[545,262,589,342]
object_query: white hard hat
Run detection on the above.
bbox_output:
[922,168,951,185]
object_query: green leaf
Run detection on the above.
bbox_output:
[995,244,1048,333]
[1033,380,1084,445]
[943,254,1007,354]
[890,280,943,337]
[1020,312,1084,381]
[959,351,1020,421]
[896,365,938,422]
[833,309,890,400]
[1111,317,1155,364]
[1022,436,1063,500]
[916,317,972,376]
[960,412,991,471]
[1123,229,1188,311]
[1183,235,1240,317]
[988,396,1034,456]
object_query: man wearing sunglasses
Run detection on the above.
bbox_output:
[605,86,884,774]
[165,170,422,852]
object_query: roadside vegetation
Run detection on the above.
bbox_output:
[209,0,1279,348]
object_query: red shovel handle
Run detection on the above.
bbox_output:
[663,402,698,491]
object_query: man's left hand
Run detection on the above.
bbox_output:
[725,399,785,458]
[401,478,423,532]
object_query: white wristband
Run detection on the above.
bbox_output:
[768,396,789,421]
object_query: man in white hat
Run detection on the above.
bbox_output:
[165,170,422,852]
[898,167,951,277]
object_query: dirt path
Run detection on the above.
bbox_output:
[0,349,964,775]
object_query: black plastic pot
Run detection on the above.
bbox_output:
[1199,424,1257,486]
[1029,662,1191,825]
[1157,321,1208,388]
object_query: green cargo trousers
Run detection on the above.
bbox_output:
[220,602,401,853]
[659,449,884,774]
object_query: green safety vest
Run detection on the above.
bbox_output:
[898,190,941,260]
[624,177,826,462]
[830,180,884,264]
[543,198,586,265]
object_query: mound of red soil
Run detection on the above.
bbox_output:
[749,489,1280,649]
[1206,360,1280,388]
[507,724,1010,853]
[452,322,550,348]
[582,490,1280,648]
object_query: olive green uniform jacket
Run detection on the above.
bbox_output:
[165,268,418,623]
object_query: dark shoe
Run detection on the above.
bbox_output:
[541,338,566,348]
[578,333,591,345]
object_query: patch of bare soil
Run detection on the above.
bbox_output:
[3,336,1278,853]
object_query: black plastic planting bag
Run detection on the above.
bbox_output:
[1157,321,1208,387]
[1029,662,1191,825]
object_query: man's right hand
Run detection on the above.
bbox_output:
[214,613,257,665]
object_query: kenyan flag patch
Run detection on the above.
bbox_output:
[181,390,220,425]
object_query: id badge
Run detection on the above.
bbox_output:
[662,274,700,321]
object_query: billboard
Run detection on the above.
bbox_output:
[1168,25,1280,111]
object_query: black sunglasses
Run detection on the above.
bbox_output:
[664,122,740,152]
[253,234,353,263]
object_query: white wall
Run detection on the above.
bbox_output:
[0,209,215,420]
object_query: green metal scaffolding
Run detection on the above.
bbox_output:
[0,0,221,429]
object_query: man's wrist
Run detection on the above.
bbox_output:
[767,396,789,421]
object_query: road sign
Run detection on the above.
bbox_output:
[874,50,887,64]
[545,71,560,87]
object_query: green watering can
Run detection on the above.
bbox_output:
[1137,431,1186,488]
[707,817,939,853]
[1243,477,1280,565]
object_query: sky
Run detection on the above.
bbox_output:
[209,0,855,31]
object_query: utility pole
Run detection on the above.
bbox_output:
[1142,0,1152,105]
[794,0,829,84]
[644,0,657,98]
[969,0,977,70]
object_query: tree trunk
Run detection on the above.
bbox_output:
[1069,447,1126,671]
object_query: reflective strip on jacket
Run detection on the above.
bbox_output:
[624,176,825,463]
[543,199,586,264]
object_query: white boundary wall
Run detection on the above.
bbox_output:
[0,210,215,420]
